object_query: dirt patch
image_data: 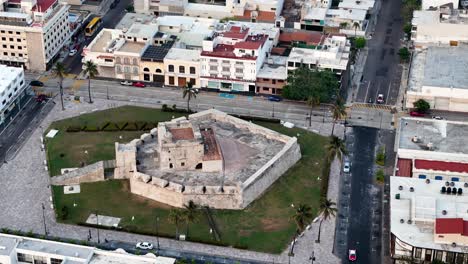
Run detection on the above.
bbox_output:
[261,218,288,231]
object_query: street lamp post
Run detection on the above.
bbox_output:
[154,216,160,253]
[288,235,297,264]
[41,203,47,237]
[309,251,315,264]
[95,211,100,244]
[272,102,275,118]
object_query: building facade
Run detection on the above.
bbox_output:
[164,48,200,88]
[0,65,26,126]
[0,0,71,70]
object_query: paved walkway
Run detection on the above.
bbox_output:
[0,96,343,264]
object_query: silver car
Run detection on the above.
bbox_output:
[135,242,153,250]
[343,162,351,173]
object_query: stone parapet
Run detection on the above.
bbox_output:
[51,161,105,185]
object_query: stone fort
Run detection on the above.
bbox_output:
[52,109,301,209]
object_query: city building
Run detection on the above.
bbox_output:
[199,22,279,93]
[391,117,468,263]
[286,35,350,75]
[0,65,26,126]
[411,8,468,47]
[278,30,324,48]
[256,55,287,95]
[406,46,468,112]
[0,0,71,70]
[164,47,200,88]
[0,233,176,264]
[422,0,459,10]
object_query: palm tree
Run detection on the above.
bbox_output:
[183,200,199,238]
[290,204,312,233]
[327,136,347,162]
[306,96,320,127]
[316,198,337,243]
[182,82,197,113]
[331,97,346,136]
[168,208,184,239]
[83,60,98,104]
[52,62,67,111]
[353,22,360,37]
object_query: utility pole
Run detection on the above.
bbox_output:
[41,203,47,237]
[155,216,160,253]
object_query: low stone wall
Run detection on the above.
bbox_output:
[51,161,105,186]
[241,137,301,208]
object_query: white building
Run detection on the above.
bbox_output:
[391,117,468,263]
[287,35,350,75]
[411,9,468,47]
[406,46,468,112]
[199,22,279,92]
[0,233,176,264]
[0,0,71,70]
[422,0,459,10]
[0,65,26,126]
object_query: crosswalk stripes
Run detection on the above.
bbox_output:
[351,103,393,111]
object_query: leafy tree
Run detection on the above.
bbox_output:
[282,67,339,102]
[331,97,346,136]
[339,22,348,29]
[168,209,184,239]
[183,200,199,238]
[355,37,366,49]
[316,198,337,243]
[83,60,98,104]
[413,99,430,113]
[403,23,412,37]
[126,4,134,12]
[52,62,67,111]
[290,204,312,233]
[398,47,411,62]
[376,147,385,166]
[376,169,385,184]
[182,82,197,113]
[327,136,347,162]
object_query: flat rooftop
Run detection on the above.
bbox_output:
[0,235,16,256]
[338,0,375,10]
[391,176,468,251]
[170,127,195,141]
[125,23,158,39]
[16,237,93,260]
[115,13,156,30]
[164,48,200,62]
[257,63,287,80]
[117,42,146,54]
[0,65,22,95]
[409,47,468,92]
[89,30,120,53]
[90,252,175,264]
[141,41,174,62]
[398,117,468,155]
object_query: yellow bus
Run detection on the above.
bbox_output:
[84,17,102,37]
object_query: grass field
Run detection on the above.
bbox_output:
[48,106,328,253]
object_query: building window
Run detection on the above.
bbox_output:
[124,66,130,73]
[18,46,22,50]
[8,31,12,34]
[11,53,15,56]
[434,250,443,260]
[169,76,174,85]
[262,87,269,91]
[222,67,229,72]
[0,30,4,33]
[414,248,422,259]
[116,65,121,73]
[143,67,149,72]
[190,78,195,85]
[2,44,5,48]
[209,65,217,71]
[446,252,455,263]
[189,66,195,74]
[133,67,138,74]
[179,65,185,73]
[132,58,138,65]
[235,68,243,73]
[222,60,229,64]
[155,68,162,73]
[1,37,5,41]
[181,162,185,166]
[16,31,20,35]
[17,253,33,263]
[34,256,47,264]
[9,38,13,41]
[209,59,217,63]
[9,45,14,49]
[168,65,174,72]
[50,258,63,264]
[116,57,121,64]
[16,38,20,42]
[123,57,129,64]
[288,61,294,67]
[3,52,7,56]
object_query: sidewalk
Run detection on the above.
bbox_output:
[0,95,344,264]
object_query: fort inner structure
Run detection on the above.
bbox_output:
[53,109,301,209]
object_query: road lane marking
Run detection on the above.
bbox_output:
[386,82,392,104]
[364,81,371,103]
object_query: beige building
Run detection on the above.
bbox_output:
[164,48,200,88]
[0,0,71,70]
[256,55,287,95]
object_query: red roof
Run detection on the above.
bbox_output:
[32,0,57,12]
[415,160,468,174]
[170,128,194,141]
[233,35,267,50]
[222,26,249,39]
[8,0,21,4]
[235,10,276,22]
[396,158,412,177]
[271,47,286,55]
[435,218,468,236]
[279,31,323,45]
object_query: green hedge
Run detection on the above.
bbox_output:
[102,123,120,131]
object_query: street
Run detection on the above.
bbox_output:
[355,0,403,105]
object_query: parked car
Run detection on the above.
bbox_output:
[432,115,444,120]
[110,0,117,8]
[69,49,78,57]
[410,111,425,117]
[343,161,351,173]
[36,94,48,102]
[377,94,384,104]
[120,80,133,86]
[267,95,282,102]
[348,249,357,262]
[135,242,153,250]
[132,81,146,88]
[30,80,44,87]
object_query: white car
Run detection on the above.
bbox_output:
[69,49,77,57]
[120,80,133,86]
[377,94,384,104]
[135,242,153,250]
[343,162,350,173]
[432,115,443,120]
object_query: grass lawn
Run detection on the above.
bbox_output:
[46,106,184,176]
[49,106,329,253]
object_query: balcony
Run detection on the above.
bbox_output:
[209,61,218,66]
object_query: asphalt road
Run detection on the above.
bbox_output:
[355,0,403,105]
[345,127,381,264]
[63,0,132,74]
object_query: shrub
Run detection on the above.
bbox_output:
[115,121,128,131]
[60,206,69,220]
[162,104,170,112]
[398,47,410,62]
[376,146,385,166]
[142,122,156,131]
[81,125,87,131]
[66,126,81,132]
[102,123,120,132]
[84,125,100,132]
[355,37,366,49]
[413,99,430,113]
[135,121,147,130]
[124,122,139,131]
[100,122,111,131]
[376,169,385,184]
